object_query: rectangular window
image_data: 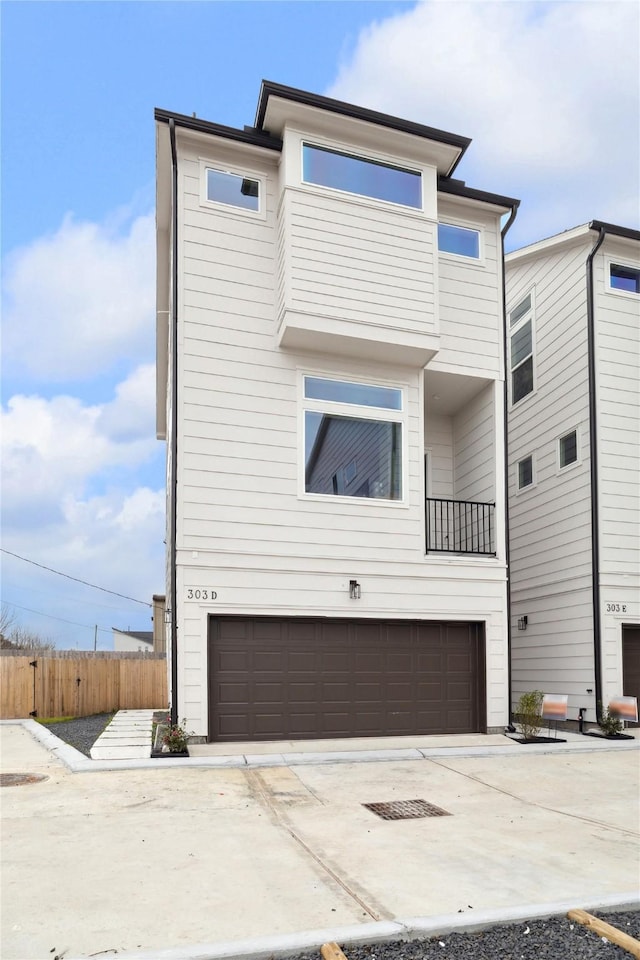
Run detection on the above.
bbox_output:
[303,376,403,501]
[559,430,578,468]
[302,143,422,209]
[509,292,534,404]
[610,263,640,294]
[437,223,480,259]
[206,168,260,212]
[518,456,533,489]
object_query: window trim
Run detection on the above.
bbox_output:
[199,159,266,220]
[299,370,409,506]
[556,428,581,474]
[516,454,535,493]
[607,258,640,298]
[508,287,536,407]
[437,220,482,261]
[300,139,425,212]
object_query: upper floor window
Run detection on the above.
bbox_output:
[558,430,578,469]
[438,222,480,259]
[610,263,640,294]
[205,168,260,212]
[302,143,422,209]
[303,376,404,501]
[509,292,534,405]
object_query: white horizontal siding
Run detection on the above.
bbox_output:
[280,187,437,335]
[436,200,502,375]
[454,383,495,503]
[594,243,640,580]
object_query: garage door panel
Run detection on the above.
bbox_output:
[622,627,640,726]
[209,617,485,741]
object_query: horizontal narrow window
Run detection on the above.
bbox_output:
[302,143,421,209]
[559,430,578,468]
[304,377,402,410]
[518,456,533,489]
[305,413,402,500]
[206,169,260,211]
[610,263,640,294]
[438,223,480,259]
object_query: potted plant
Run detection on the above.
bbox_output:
[151,715,191,757]
[514,690,544,742]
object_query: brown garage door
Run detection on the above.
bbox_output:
[208,617,485,742]
[622,625,640,726]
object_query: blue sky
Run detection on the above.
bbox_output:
[2,1,638,649]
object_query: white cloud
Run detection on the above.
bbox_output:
[1,365,159,527]
[1,368,165,647]
[327,0,640,243]
[2,210,154,381]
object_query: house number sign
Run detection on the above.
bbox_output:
[186,589,217,600]
[606,603,627,613]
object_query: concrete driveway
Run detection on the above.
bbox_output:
[1,723,638,960]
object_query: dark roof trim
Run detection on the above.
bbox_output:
[589,220,640,243]
[256,80,471,154]
[155,108,282,152]
[438,176,520,210]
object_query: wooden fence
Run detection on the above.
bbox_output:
[0,651,168,719]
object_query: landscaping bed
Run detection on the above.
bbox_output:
[40,713,114,757]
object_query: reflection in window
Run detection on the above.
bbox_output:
[304,376,402,410]
[437,223,480,258]
[559,431,577,468]
[518,456,533,489]
[509,293,534,404]
[302,144,421,209]
[305,414,402,500]
[206,169,260,211]
[610,264,640,294]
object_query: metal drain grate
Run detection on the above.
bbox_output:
[0,773,49,788]
[363,799,451,820]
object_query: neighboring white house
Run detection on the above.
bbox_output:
[112,629,154,654]
[506,222,640,723]
[155,81,519,742]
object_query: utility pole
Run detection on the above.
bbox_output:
[94,625,97,652]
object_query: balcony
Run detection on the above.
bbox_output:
[426,497,496,556]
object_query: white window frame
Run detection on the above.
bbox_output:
[199,159,266,220]
[437,219,483,263]
[508,288,536,407]
[606,257,640,298]
[556,428,581,474]
[298,370,409,506]
[516,453,536,493]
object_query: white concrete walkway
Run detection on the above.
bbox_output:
[89,709,157,760]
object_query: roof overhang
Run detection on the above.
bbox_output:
[507,221,640,265]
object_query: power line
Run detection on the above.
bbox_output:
[3,600,113,634]
[1,549,152,607]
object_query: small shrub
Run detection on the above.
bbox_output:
[516,690,544,740]
[161,716,192,753]
[598,705,624,737]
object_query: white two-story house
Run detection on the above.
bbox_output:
[506,222,640,724]
[155,81,519,742]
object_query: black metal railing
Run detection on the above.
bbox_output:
[426,498,496,555]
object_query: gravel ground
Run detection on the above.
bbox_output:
[42,712,114,756]
[287,912,640,960]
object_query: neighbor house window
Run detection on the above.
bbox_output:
[518,455,533,490]
[610,263,640,294]
[303,376,404,500]
[302,143,422,209]
[206,168,260,212]
[438,222,480,258]
[509,293,534,404]
[559,430,578,469]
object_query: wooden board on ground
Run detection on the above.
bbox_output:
[321,942,349,960]
[567,908,640,959]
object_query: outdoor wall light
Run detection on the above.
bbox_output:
[517,615,528,631]
[349,580,361,600]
